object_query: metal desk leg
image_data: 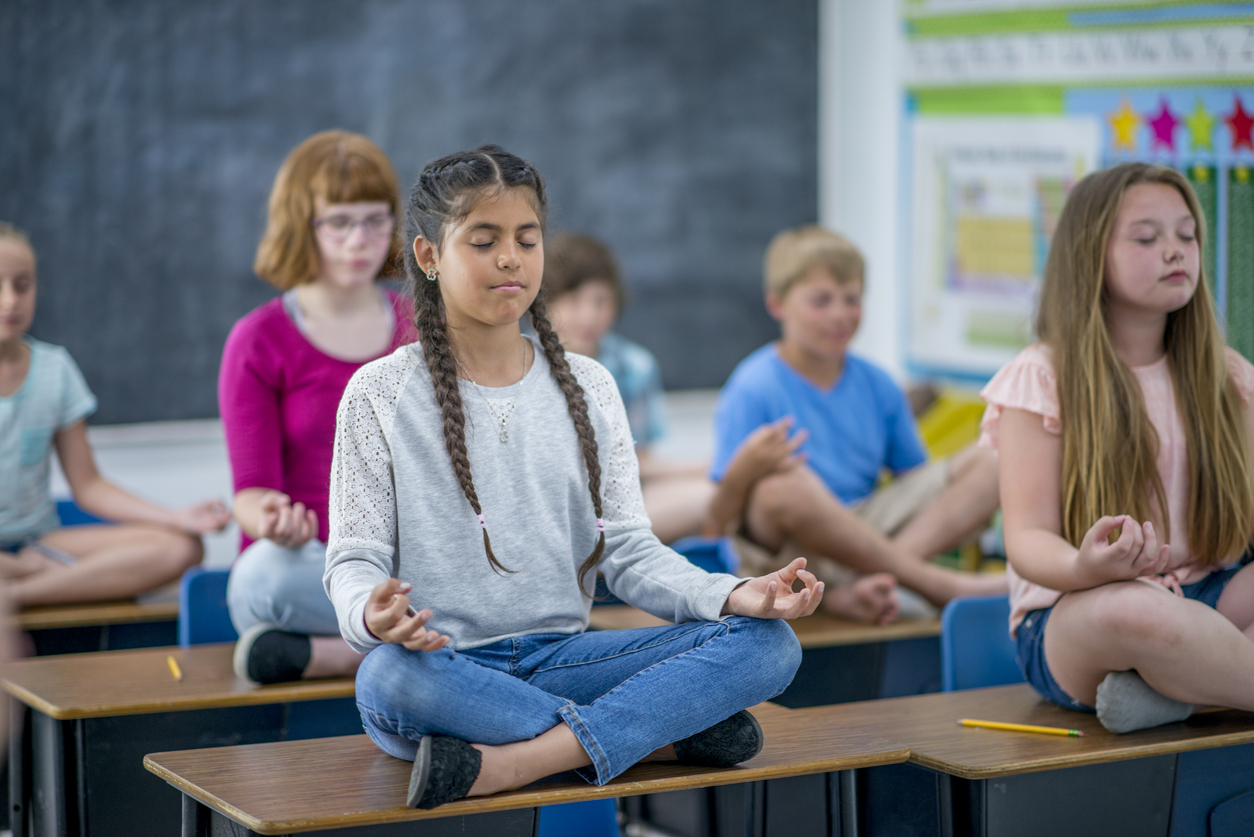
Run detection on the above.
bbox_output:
[9,700,31,837]
[29,710,76,837]
[181,795,209,837]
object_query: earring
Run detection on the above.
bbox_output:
[426,267,439,282]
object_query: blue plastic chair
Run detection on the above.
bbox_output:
[670,536,739,575]
[178,567,238,647]
[55,498,109,527]
[537,799,619,837]
[939,594,1023,691]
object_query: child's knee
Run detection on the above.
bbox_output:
[356,644,450,720]
[731,616,802,694]
[1088,585,1188,650]
[752,467,825,525]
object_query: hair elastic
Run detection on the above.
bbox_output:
[596,518,605,533]
[477,514,486,529]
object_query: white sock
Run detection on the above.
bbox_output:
[1095,670,1193,734]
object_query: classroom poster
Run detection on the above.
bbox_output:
[901,0,1254,379]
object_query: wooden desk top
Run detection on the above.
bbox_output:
[12,599,180,631]
[808,683,1254,780]
[144,702,908,835]
[587,605,940,649]
[3,643,354,719]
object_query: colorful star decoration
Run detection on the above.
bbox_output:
[1227,96,1254,152]
[1147,98,1179,152]
[1108,98,1140,153]
[1185,99,1216,153]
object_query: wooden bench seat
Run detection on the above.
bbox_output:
[4,643,357,837]
[145,702,909,836]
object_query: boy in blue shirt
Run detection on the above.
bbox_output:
[709,226,1006,621]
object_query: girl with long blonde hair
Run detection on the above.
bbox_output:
[982,162,1254,732]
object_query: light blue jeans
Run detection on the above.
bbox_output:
[226,538,340,636]
[354,616,801,785]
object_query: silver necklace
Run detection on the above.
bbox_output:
[456,339,532,443]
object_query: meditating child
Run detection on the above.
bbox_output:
[325,145,818,809]
[544,232,714,543]
[710,225,1006,623]
[220,131,415,685]
[0,223,230,606]
[984,162,1254,732]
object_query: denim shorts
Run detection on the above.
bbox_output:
[1016,554,1252,712]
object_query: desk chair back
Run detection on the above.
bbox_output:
[669,536,739,575]
[940,594,1023,691]
[537,799,619,837]
[55,499,109,527]
[178,567,238,647]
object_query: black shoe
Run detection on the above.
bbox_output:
[673,710,764,767]
[232,623,311,685]
[407,736,483,809]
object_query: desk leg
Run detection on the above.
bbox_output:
[181,796,209,837]
[830,770,858,837]
[29,710,77,837]
[10,700,31,837]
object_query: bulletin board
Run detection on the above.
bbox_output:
[900,0,1254,380]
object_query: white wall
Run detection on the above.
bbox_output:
[819,0,905,380]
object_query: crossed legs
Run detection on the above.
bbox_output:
[2,524,202,607]
[1044,566,1254,711]
[743,449,1005,607]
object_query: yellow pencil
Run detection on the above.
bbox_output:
[959,719,1082,737]
[166,655,183,682]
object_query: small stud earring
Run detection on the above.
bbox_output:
[426,267,439,282]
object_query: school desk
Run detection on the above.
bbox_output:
[587,605,943,705]
[3,642,358,837]
[143,702,910,837]
[807,684,1254,837]
[12,599,180,655]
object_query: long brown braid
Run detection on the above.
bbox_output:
[404,146,605,590]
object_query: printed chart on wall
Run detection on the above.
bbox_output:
[901,0,1254,379]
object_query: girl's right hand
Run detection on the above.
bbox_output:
[364,578,451,651]
[256,491,317,549]
[1075,515,1171,586]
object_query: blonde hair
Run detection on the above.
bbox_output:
[253,131,403,290]
[763,225,864,299]
[1038,162,1253,565]
[0,222,34,258]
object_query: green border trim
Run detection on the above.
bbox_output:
[904,2,1254,38]
[912,86,1067,114]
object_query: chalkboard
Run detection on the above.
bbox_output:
[2,0,817,423]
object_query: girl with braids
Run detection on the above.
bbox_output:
[983,163,1254,734]
[325,146,820,809]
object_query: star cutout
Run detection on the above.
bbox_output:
[1184,99,1215,153]
[1227,96,1254,152]
[1108,98,1140,153]
[1147,98,1179,151]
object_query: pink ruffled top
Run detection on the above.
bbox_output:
[980,343,1254,634]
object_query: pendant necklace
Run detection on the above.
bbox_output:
[456,339,532,443]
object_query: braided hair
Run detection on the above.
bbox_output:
[404,145,607,591]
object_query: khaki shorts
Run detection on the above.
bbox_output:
[732,459,950,588]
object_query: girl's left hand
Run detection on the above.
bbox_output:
[172,500,232,534]
[722,557,824,619]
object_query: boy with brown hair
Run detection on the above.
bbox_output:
[708,226,1006,621]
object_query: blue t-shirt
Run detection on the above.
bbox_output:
[710,345,926,505]
[596,331,667,447]
[0,337,98,541]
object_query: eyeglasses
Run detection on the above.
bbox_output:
[312,213,396,242]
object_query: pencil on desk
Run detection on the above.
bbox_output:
[167,655,183,682]
[959,719,1083,737]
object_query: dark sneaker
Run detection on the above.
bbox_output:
[673,709,764,767]
[407,735,483,809]
[232,623,312,685]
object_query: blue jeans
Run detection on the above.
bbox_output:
[226,538,340,636]
[354,616,801,786]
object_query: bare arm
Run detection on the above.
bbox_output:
[55,420,229,534]
[999,407,1168,591]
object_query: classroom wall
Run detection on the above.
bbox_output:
[2,0,819,424]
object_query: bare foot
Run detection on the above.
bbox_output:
[823,574,899,624]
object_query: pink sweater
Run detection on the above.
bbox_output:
[980,343,1254,634]
[218,291,416,552]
